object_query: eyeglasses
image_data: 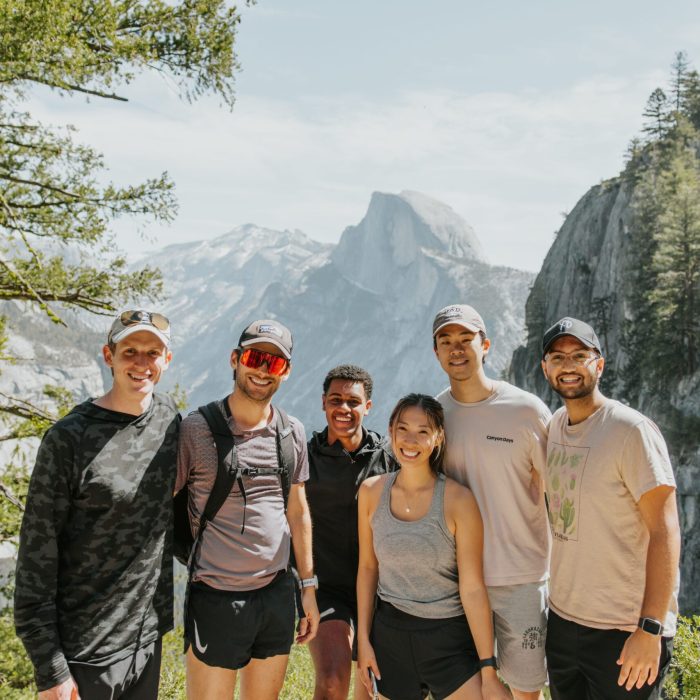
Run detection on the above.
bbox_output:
[545,350,599,367]
[119,310,170,332]
[238,347,289,376]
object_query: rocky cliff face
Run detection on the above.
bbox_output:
[508,177,700,613]
[154,190,533,431]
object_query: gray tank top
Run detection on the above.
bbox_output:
[372,472,463,618]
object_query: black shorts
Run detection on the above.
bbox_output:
[185,570,295,670]
[370,599,479,700]
[546,610,674,700]
[69,639,162,700]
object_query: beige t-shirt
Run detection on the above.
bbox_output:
[437,381,551,586]
[546,399,678,635]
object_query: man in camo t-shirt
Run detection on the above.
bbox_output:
[14,310,179,700]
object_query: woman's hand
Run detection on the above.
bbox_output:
[357,637,381,697]
[480,669,511,700]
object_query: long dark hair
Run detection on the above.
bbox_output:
[388,393,445,474]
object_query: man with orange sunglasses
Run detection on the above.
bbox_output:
[176,319,319,700]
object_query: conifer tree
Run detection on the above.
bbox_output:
[642,88,672,141]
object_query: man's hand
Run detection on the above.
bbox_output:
[617,628,661,690]
[38,677,80,700]
[295,587,320,644]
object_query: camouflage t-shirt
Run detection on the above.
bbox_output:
[14,394,180,691]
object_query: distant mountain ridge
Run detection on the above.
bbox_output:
[150,190,533,431]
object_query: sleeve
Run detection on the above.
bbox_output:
[620,418,676,502]
[291,419,309,484]
[174,416,195,495]
[528,400,552,477]
[14,427,75,691]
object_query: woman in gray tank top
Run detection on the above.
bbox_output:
[356,394,509,700]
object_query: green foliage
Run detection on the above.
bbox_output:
[665,616,700,698]
[159,627,186,700]
[0,606,34,699]
[623,54,700,405]
[0,0,245,106]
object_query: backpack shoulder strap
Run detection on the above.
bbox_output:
[198,401,239,525]
[274,406,295,510]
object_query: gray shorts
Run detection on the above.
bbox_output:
[487,580,548,693]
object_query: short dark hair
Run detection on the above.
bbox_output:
[388,393,445,474]
[322,364,373,399]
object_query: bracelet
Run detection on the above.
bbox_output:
[478,656,498,669]
[300,575,318,590]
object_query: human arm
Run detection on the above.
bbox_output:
[616,484,680,690]
[356,477,382,695]
[450,482,510,700]
[528,403,551,504]
[14,428,75,692]
[286,482,320,644]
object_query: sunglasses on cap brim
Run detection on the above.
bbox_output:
[119,310,170,332]
[238,347,289,376]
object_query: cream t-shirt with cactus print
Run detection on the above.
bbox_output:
[546,398,678,636]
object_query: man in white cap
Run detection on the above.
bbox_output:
[541,317,680,699]
[432,304,551,700]
[15,309,179,700]
[176,319,319,700]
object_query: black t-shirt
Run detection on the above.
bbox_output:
[306,428,396,592]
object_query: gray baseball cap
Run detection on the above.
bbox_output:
[238,319,293,359]
[432,304,486,336]
[108,310,171,347]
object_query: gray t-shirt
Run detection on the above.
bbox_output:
[176,401,309,591]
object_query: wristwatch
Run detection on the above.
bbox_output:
[478,656,498,669]
[300,575,318,590]
[638,617,664,636]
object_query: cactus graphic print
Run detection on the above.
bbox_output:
[546,442,588,541]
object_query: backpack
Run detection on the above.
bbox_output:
[173,400,296,567]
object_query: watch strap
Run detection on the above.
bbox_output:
[478,656,498,669]
[638,617,664,635]
[300,575,318,590]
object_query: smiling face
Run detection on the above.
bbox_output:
[542,336,604,400]
[390,405,443,471]
[103,330,171,400]
[231,341,290,403]
[433,323,489,383]
[322,379,371,448]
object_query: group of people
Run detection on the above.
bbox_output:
[13,303,680,700]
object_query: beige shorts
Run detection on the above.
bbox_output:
[487,580,548,692]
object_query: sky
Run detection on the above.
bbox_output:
[27,0,700,271]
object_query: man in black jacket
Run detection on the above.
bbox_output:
[306,365,396,700]
[14,310,179,700]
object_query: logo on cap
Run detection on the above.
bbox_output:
[258,324,283,338]
[559,319,574,332]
